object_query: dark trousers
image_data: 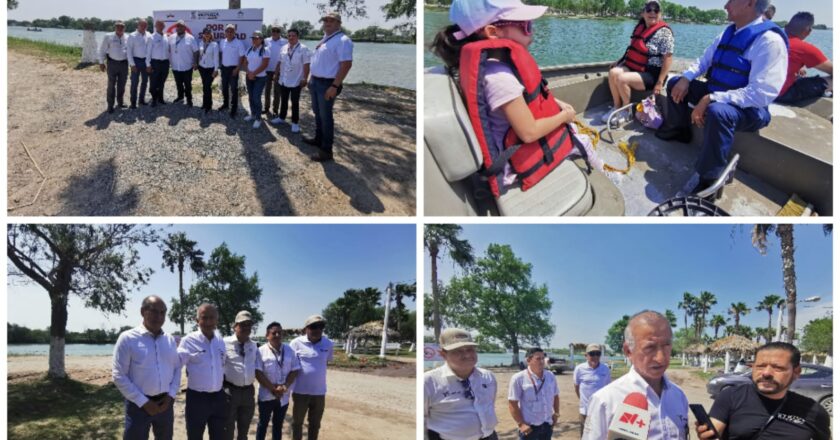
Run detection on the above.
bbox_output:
[199,66,215,110]
[291,393,325,440]
[185,389,227,440]
[106,58,128,109]
[149,59,170,103]
[518,422,552,440]
[427,430,498,440]
[220,65,239,114]
[123,399,174,440]
[173,68,194,104]
[257,400,289,440]
[660,77,771,180]
[224,383,255,440]
[246,76,267,119]
[776,76,830,104]
[279,85,302,124]
[263,70,276,113]
[309,77,337,152]
[130,57,149,106]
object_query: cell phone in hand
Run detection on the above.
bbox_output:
[689,404,721,439]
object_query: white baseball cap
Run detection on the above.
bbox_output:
[450,0,547,40]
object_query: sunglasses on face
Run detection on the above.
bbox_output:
[309,324,326,330]
[645,6,660,13]
[588,351,602,356]
[492,20,534,36]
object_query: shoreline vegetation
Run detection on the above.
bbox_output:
[424,2,831,29]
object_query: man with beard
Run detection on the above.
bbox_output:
[696,342,830,439]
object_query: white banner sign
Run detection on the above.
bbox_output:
[152,9,263,44]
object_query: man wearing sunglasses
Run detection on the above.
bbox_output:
[223,311,259,440]
[424,328,498,440]
[289,315,334,440]
[574,344,611,436]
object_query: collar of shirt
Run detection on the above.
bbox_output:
[734,16,767,34]
[136,324,165,339]
[627,366,672,402]
[440,362,478,382]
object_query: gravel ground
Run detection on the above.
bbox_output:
[7,51,416,216]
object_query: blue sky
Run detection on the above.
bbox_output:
[425,224,833,348]
[5,0,411,30]
[7,224,416,334]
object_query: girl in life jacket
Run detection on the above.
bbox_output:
[603,0,674,124]
[430,0,580,195]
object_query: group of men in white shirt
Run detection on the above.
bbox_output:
[112,296,334,440]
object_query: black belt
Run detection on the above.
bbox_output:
[311,76,335,81]
[107,56,127,62]
[222,65,238,68]
[224,380,253,390]
[145,392,168,401]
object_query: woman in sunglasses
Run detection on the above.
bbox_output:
[603,0,674,125]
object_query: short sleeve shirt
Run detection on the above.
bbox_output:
[644,27,675,68]
[245,45,271,77]
[256,343,301,405]
[168,33,198,71]
[574,362,611,415]
[222,336,259,387]
[424,364,498,440]
[289,335,334,395]
[483,59,524,187]
[508,368,559,425]
[709,384,830,440]
[219,38,245,67]
[266,37,289,72]
[279,43,312,87]
[780,36,829,96]
[310,32,353,78]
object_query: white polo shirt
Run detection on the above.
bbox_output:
[99,32,127,63]
[198,40,220,72]
[244,45,271,77]
[112,325,182,408]
[583,367,689,440]
[126,30,151,65]
[266,37,288,72]
[178,330,226,393]
[424,363,498,440]
[289,335,334,395]
[508,367,559,426]
[309,31,353,79]
[278,43,311,88]
[168,33,198,72]
[146,32,169,63]
[219,38,245,67]
[223,335,258,387]
[256,342,301,405]
[574,362,611,415]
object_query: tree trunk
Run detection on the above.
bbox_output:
[511,337,520,366]
[778,225,797,342]
[430,249,441,340]
[178,258,185,335]
[48,291,69,379]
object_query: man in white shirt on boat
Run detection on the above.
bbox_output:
[112,295,182,440]
[98,20,129,113]
[271,28,311,133]
[264,26,288,118]
[289,315,334,440]
[574,343,611,436]
[223,311,259,440]
[254,321,301,440]
[508,347,559,440]
[583,310,689,440]
[168,20,198,107]
[126,19,152,109]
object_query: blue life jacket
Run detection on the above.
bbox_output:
[707,21,789,93]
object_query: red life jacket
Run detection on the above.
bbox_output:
[623,21,670,72]
[459,39,583,197]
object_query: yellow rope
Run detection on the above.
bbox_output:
[573,119,638,175]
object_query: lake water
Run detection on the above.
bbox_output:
[9,343,116,356]
[424,11,833,68]
[8,26,416,90]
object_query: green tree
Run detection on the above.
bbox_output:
[800,317,832,354]
[317,0,367,20]
[664,309,677,328]
[352,25,392,42]
[728,302,750,330]
[709,314,727,339]
[7,225,157,378]
[322,287,384,338]
[445,244,554,366]
[8,0,18,10]
[391,282,417,335]
[382,0,416,20]
[606,315,631,354]
[180,243,263,336]
[289,20,315,38]
[677,292,696,331]
[695,291,717,338]
[424,225,474,340]
[755,294,783,339]
[160,232,205,335]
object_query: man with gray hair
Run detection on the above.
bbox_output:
[776,12,833,104]
[98,21,129,113]
[583,311,689,439]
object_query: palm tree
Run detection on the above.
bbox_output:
[161,232,206,335]
[424,225,474,340]
[664,309,677,328]
[728,302,750,330]
[678,292,696,331]
[710,314,727,339]
[695,291,717,338]
[756,294,783,337]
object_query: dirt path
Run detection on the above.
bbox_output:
[7,51,416,216]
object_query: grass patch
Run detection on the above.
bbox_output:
[8,374,124,440]
[8,37,87,68]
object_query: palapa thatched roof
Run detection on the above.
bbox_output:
[710,335,758,353]
[569,343,590,350]
[347,321,399,339]
[684,343,709,354]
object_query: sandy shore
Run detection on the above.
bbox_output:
[7,50,416,216]
[9,355,416,439]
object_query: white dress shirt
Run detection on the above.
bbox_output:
[424,363,498,440]
[309,31,353,78]
[198,40,220,72]
[266,37,288,73]
[256,343,301,405]
[508,367,559,426]
[278,43,311,88]
[219,38,245,67]
[126,30,151,65]
[682,16,788,108]
[289,335,333,395]
[178,330,226,392]
[223,335,258,387]
[99,32,127,64]
[245,45,271,77]
[583,367,689,440]
[112,325,182,408]
[574,362,611,415]
[168,33,198,72]
[146,32,170,63]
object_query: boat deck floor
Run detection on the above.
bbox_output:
[578,103,788,216]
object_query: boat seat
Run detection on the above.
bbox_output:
[424,66,594,216]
